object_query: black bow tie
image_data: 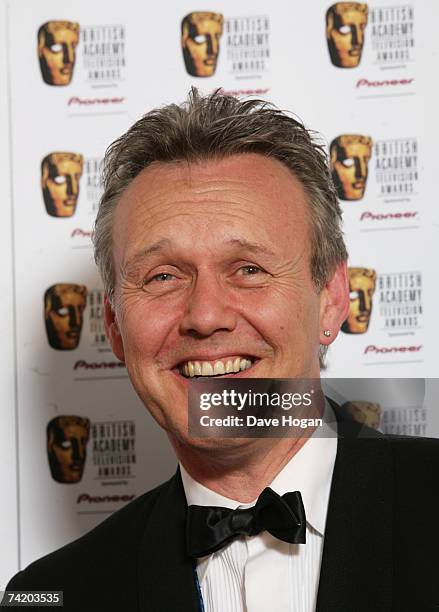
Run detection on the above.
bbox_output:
[186,487,306,558]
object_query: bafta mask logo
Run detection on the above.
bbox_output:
[38,21,80,86]
[41,152,84,218]
[44,283,87,350]
[326,3,368,68]
[342,267,376,334]
[341,401,381,429]
[181,12,224,77]
[47,416,90,483]
[330,135,372,201]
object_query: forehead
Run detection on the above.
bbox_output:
[50,157,81,172]
[334,6,367,23]
[114,154,311,262]
[47,26,78,43]
[349,272,375,287]
[338,140,371,155]
[51,288,85,304]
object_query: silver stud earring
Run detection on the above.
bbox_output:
[323,330,332,337]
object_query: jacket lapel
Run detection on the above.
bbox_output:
[316,416,393,611]
[138,469,200,612]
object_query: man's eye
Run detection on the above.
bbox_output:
[148,273,176,283]
[240,265,262,275]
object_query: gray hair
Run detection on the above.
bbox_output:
[93,89,347,363]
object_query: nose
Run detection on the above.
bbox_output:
[71,439,81,462]
[351,25,359,47]
[354,157,364,180]
[68,305,79,330]
[179,273,237,337]
[358,290,368,313]
[66,175,74,195]
[206,34,216,56]
[63,42,74,65]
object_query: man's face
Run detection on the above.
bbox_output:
[330,135,372,201]
[47,417,90,483]
[181,12,223,77]
[38,21,80,86]
[107,154,346,449]
[42,153,84,217]
[326,3,368,68]
[44,283,87,350]
[341,267,376,333]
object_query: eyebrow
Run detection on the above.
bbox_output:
[122,237,276,277]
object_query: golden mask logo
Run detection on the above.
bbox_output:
[342,267,377,334]
[47,416,90,483]
[44,284,87,350]
[341,400,381,429]
[326,3,368,68]
[330,135,372,201]
[41,152,84,218]
[38,21,80,86]
[181,12,224,77]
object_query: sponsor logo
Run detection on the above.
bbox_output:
[38,21,126,87]
[71,228,93,238]
[341,400,381,429]
[374,138,418,198]
[88,289,108,348]
[76,493,136,504]
[47,415,90,483]
[363,343,422,354]
[182,12,270,78]
[378,271,422,330]
[330,134,372,201]
[381,405,426,436]
[342,267,376,334]
[67,96,125,106]
[326,2,368,68]
[91,420,136,480]
[73,359,125,370]
[38,21,80,86]
[369,5,414,66]
[44,284,87,350]
[41,152,83,218]
[359,211,418,221]
[355,76,413,88]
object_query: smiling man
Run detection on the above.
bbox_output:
[7,90,439,611]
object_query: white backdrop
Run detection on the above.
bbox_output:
[1,0,438,588]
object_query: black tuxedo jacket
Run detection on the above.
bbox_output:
[6,416,439,611]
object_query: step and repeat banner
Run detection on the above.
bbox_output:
[1,0,438,587]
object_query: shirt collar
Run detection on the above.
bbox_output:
[181,400,338,536]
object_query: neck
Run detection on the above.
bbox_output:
[170,434,312,503]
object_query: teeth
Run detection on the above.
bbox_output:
[201,362,214,376]
[214,361,225,375]
[180,357,254,378]
[194,362,202,376]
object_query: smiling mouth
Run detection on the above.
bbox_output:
[178,356,255,378]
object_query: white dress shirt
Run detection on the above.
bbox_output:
[181,407,337,612]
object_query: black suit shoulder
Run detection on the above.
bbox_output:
[6,477,172,610]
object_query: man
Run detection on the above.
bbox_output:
[7,91,439,610]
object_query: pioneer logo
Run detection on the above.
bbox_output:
[360,211,418,221]
[77,493,136,504]
[71,228,93,238]
[67,96,125,106]
[364,344,422,354]
[356,77,413,89]
[73,360,125,370]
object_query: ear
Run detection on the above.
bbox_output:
[104,294,125,363]
[318,261,350,346]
